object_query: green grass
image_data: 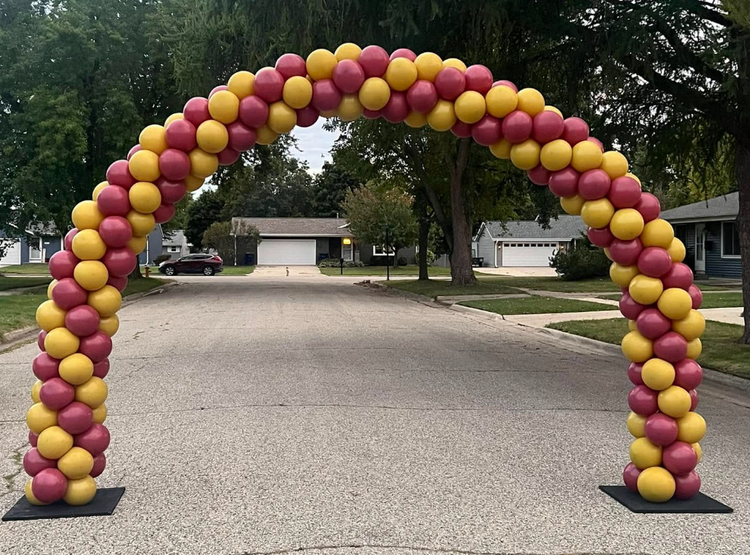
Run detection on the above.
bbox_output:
[0,263,50,275]
[218,265,255,275]
[0,293,45,339]
[596,291,745,309]
[462,296,616,315]
[384,278,520,298]
[122,277,167,296]
[547,318,750,379]
[0,276,52,292]
[485,276,621,292]
[320,265,453,276]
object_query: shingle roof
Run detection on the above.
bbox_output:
[231,217,354,237]
[660,192,738,222]
[480,216,587,240]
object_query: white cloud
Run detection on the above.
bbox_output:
[290,118,340,173]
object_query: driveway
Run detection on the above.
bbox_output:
[1,276,749,555]
[475,266,558,277]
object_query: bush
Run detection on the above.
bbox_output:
[318,257,364,268]
[425,249,436,266]
[550,237,610,281]
[153,254,171,265]
[397,256,408,266]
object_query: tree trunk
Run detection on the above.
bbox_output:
[736,141,750,343]
[448,139,476,286]
[418,213,429,281]
[128,255,142,281]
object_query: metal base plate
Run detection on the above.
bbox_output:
[600,485,733,513]
[2,487,125,521]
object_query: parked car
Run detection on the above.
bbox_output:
[158,254,223,276]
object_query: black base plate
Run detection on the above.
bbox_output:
[2,487,125,521]
[600,485,732,513]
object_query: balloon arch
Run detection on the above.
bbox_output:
[25,44,707,507]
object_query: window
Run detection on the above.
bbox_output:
[372,245,394,256]
[722,222,740,257]
[28,237,42,261]
[168,246,180,253]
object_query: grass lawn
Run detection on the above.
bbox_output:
[384,278,520,297]
[320,265,453,276]
[122,277,168,296]
[0,276,52,292]
[487,276,621,293]
[218,265,255,275]
[0,263,50,275]
[461,296,616,315]
[547,318,750,379]
[596,291,745,309]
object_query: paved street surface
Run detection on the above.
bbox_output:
[1,272,749,555]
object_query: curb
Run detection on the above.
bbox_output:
[367,281,438,305]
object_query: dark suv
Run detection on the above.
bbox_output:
[159,254,223,276]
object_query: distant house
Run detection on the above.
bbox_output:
[474,216,588,267]
[0,223,64,267]
[161,230,191,261]
[137,225,164,266]
[661,192,740,278]
[230,217,417,266]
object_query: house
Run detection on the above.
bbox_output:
[137,225,165,266]
[230,217,417,266]
[474,216,588,267]
[661,192,740,279]
[0,224,64,267]
[161,230,191,261]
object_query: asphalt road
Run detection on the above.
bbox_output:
[1,273,749,555]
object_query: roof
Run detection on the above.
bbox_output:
[231,217,354,238]
[163,230,188,247]
[479,216,587,240]
[660,192,738,223]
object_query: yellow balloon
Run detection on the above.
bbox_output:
[540,139,573,172]
[358,77,391,111]
[45,327,80,359]
[621,330,653,363]
[27,403,58,434]
[73,260,109,292]
[267,101,298,132]
[164,113,184,127]
[630,437,662,469]
[571,140,603,173]
[31,380,42,403]
[560,194,585,216]
[454,91,486,124]
[426,99,456,131]
[625,172,641,184]
[666,238,686,263]
[609,208,645,241]
[319,109,338,119]
[129,181,162,214]
[672,309,705,341]
[72,229,107,261]
[63,476,97,506]
[581,198,615,229]
[126,211,155,237]
[25,479,46,506]
[641,218,674,249]
[628,319,638,332]
[384,57,418,91]
[485,85,518,118]
[92,181,108,201]
[609,263,639,288]
[637,467,675,503]
[282,76,313,109]
[75,376,108,408]
[686,337,702,359]
[88,285,122,318]
[59,353,94,386]
[139,125,168,154]
[628,274,664,305]
[126,234,146,255]
[489,139,512,160]
[255,125,279,145]
[47,279,57,300]
[658,386,692,418]
[92,403,108,424]
[184,175,205,193]
[37,426,74,459]
[227,71,255,99]
[657,288,693,320]
[600,150,629,179]
[677,412,706,444]
[99,314,120,337]
[641,358,675,391]
[36,300,67,332]
[306,48,338,81]
[442,58,466,72]
[516,88,545,116]
[693,442,703,462]
[414,52,443,81]
[208,90,240,124]
[188,148,219,178]
[57,446,94,480]
[603,248,613,261]
[128,149,160,182]
[338,95,363,122]
[627,411,647,438]
[510,139,541,171]
[404,111,427,128]
[72,200,104,230]
[196,120,229,154]
[335,42,361,62]
[544,105,563,117]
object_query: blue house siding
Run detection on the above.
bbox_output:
[42,236,63,261]
[672,221,740,279]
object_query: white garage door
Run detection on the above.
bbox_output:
[502,242,558,267]
[0,239,21,266]
[257,239,316,265]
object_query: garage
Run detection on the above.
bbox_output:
[0,239,21,266]
[257,239,316,265]
[501,241,559,267]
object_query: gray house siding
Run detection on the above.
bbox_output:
[138,226,164,265]
[475,228,497,267]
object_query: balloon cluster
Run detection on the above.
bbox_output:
[24,43,706,505]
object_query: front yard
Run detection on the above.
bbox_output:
[218,265,256,276]
[0,263,50,275]
[320,265,453,277]
[461,296,616,315]
[0,276,52,292]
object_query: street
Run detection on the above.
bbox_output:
[1,273,749,555]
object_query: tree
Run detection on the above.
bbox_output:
[202,220,261,265]
[185,190,223,249]
[312,160,361,217]
[342,180,418,267]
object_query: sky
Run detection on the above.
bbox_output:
[289,119,340,174]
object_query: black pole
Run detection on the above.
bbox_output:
[385,226,390,281]
[340,256,344,275]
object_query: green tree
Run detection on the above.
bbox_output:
[185,190,223,249]
[312,160,361,217]
[202,220,261,265]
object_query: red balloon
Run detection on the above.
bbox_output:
[382,91,409,123]
[362,108,381,120]
[434,67,466,101]
[311,79,342,112]
[548,167,580,198]
[492,80,518,93]
[107,275,128,292]
[464,64,493,94]
[49,250,79,280]
[532,111,564,144]
[620,291,648,320]
[165,119,197,152]
[451,121,473,138]
[296,106,320,127]
[97,185,131,217]
[674,359,703,390]
[275,53,307,79]
[637,247,673,278]
[406,80,438,113]
[253,68,284,103]
[627,362,644,385]
[663,441,698,475]
[587,226,614,248]
[588,137,605,151]
[628,385,658,416]
[332,59,365,94]
[577,169,611,200]
[661,262,693,290]
[645,413,679,446]
[106,160,136,189]
[209,85,228,98]
[636,192,661,223]
[156,179,187,205]
[102,247,137,277]
[32,468,67,504]
[90,453,107,478]
[239,95,269,128]
[562,117,589,145]
[359,45,390,77]
[37,330,47,351]
[526,165,550,186]
[183,97,211,127]
[471,115,502,146]
[65,305,100,337]
[127,144,141,160]
[609,238,643,266]
[609,176,642,208]
[226,122,257,151]
[623,462,641,492]
[64,228,78,251]
[98,216,133,248]
[654,332,688,363]
[93,359,110,379]
[217,147,240,166]
[159,149,191,181]
[153,203,176,224]
[23,448,56,477]
[688,284,703,309]
[690,389,699,410]
[390,48,416,61]
[501,110,533,143]
[79,331,112,363]
[52,278,87,310]
[39,377,75,410]
[74,423,110,456]
[58,401,93,435]
[33,353,60,382]
[29,432,38,447]
[674,471,701,500]
[636,308,672,339]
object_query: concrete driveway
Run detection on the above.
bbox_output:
[1,275,749,555]
[475,266,558,277]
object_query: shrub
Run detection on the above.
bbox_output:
[318,258,364,268]
[425,249,436,266]
[550,236,610,281]
[397,256,408,266]
[153,254,171,265]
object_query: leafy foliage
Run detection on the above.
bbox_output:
[202,220,261,265]
[549,236,610,281]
